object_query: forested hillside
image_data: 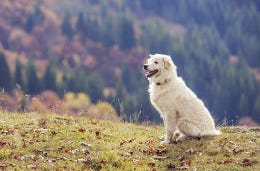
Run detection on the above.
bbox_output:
[0,0,259,125]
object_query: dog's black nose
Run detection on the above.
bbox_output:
[143,64,148,70]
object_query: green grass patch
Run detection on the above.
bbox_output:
[0,111,259,170]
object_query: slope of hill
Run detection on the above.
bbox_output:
[0,112,259,170]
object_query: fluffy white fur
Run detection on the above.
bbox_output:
[144,54,221,145]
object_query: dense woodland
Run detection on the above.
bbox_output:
[0,0,259,125]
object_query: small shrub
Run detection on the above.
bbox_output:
[87,102,120,122]
[30,97,49,113]
[0,90,16,111]
[64,92,91,112]
[13,86,30,112]
[41,90,68,114]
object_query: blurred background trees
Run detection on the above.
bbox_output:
[0,0,259,125]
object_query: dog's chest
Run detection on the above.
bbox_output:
[149,85,176,111]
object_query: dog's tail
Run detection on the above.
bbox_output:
[202,129,221,136]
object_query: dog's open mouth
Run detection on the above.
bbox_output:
[145,69,159,78]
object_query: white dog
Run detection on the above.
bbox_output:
[143,54,221,145]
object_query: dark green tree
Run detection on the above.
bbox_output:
[76,12,85,33]
[0,52,13,92]
[102,13,118,48]
[87,17,101,42]
[26,60,41,95]
[119,15,136,50]
[24,14,34,33]
[87,72,104,103]
[24,4,45,33]
[121,65,138,93]
[61,12,74,39]
[238,94,250,117]
[14,59,24,88]
[43,58,57,91]
[253,96,260,122]
[113,78,127,116]
[67,68,88,93]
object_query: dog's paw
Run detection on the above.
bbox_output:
[176,134,187,142]
[159,135,165,141]
[173,130,181,137]
[160,139,170,145]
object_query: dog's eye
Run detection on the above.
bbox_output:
[154,61,158,64]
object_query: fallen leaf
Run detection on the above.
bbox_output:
[9,163,16,167]
[186,159,192,166]
[250,151,256,156]
[50,130,58,136]
[177,165,189,170]
[80,142,92,147]
[78,128,86,132]
[81,149,90,154]
[0,140,8,146]
[218,158,234,164]
[95,131,101,136]
[153,155,168,160]
[89,120,97,125]
[186,148,194,155]
[142,146,156,154]
[133,159,143,166]
[77,156,91,164]
[232,148,243,155]
[151,168,157,171]
[22,140,27,148]
[167,163,176,169]
[240,158,252,167]
[26,164,37,169]
[156,147,170,155]
[13,153,21,160]
[148,162,156,167]
[128,151,134,156]
[0,164,7,169]
[64,148,70,153]
[179,155,185,162]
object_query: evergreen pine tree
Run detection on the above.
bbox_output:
[67,68,88,93]
[119,15,136,50]
[24,14,34,33]
[87,73,104,103]
[14,59,24,88]
[238,94,250,117]
[76,12,85,33]
[26,60,41,95]
[43,58,57,91]
[87,17,101,42]
[0,52,13,92]
[113,78,127,116]
[102,14,118,48]
[253,96,260,122]
[61,12,74,39]
[24,4,45,33]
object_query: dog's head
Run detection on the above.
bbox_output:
[143,54,176,82]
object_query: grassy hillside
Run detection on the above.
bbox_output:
[0,112,259,170]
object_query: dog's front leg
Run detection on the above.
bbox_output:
[160,128,172,145]
[160,120,176,145]
[160,115,178,145]
[160,116,166,140]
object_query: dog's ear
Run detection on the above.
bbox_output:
[149,54,154,58]
[163,57,172,70]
